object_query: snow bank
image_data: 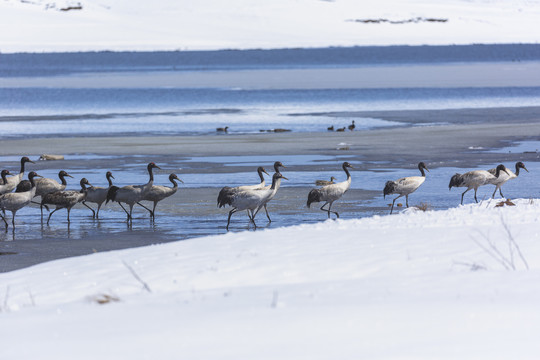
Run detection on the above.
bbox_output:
[1,0,540,53]
[1,199,539,359]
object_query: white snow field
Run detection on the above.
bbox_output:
[1,199,539,359]
[1,0,540,52]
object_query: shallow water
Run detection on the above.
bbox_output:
[2,147,540,272]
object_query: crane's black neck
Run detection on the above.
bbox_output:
[20,158,27,175]
[515,162,523,176]
[29,174,38,188]
[170,175,179,188]
[343,164,351,179]
[106,173,114,187]
[274,163,282,174]
[80,179,89,192]
[419,166,427,177]
[270,176,281,190]
[1,171,8,184]
[147,164,155,182]
[257,168,266,182]
[59,173,68,186]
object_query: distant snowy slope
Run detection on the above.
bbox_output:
[1,0,540,52]
[1,199,540,359]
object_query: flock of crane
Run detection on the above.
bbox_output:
[0,156,530,231]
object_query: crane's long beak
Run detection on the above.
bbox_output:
[178,178,184,184]
[524,166,529,172]
[282,175,289,180]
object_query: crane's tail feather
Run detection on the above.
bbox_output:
[383,181,397,198]
[106,186,120,204]
[217,187,235,208]
[307,188,322,208]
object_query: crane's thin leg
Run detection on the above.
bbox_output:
[30,200,45,208]
[390,195,403,214]
[136,202,153,217]
[320,202,339,218]
[1,213,8,231]
[405,195,409,208]
[96,203,102,219]
[67,208,71,222]
[226,209,237,231]
[151,202,157,220]
[116,203,131,220]
[247,210,258,228]
[474,188,479,203]
[82,201,96,218]
[264,204,271,222]
[319,202,330,218]
[327,202,339,219]
[47,209,59,225]
[460,188,471,205]
[11,211,16,228]
[499,188,504,198]
[128,204,135,222]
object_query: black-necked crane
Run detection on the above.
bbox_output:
[0,170,13,195]
[217,166,270,208]
[106,162,160,221]
[223,172,287,230]
[0,171,42,230]
[41,178,91,225]
[307,162,353,219]
[137,173,183,220]
[82,171,115,219]
[383,162,429,214]
[449,164,509,205]
[315,176,337,186]
[259,161,286,222]
[0,156,34,193]
[16,170,74,217]
[487,161,528,198]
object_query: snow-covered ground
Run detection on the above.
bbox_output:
[1,0,540,53]
[1,199,539,359]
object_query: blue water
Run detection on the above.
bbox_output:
[1,45,540,139]
[2,44,540,77]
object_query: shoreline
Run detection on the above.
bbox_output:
[1,106,539,168]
